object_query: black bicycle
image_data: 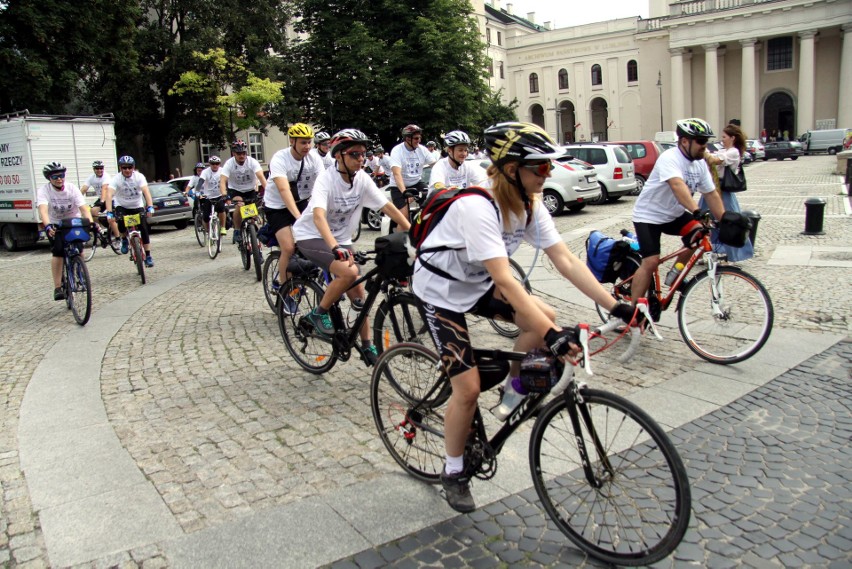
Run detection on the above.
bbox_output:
[371,322,691,566]
[235,197,263,281]
[56,219,93,325]
[277,235,426,374]
[83,215,122,261]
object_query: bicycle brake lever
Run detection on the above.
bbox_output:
[635,299,663,340]
[578,324,592,375]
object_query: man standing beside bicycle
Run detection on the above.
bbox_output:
[103,155,156,268]
[292,129,411,364]
[37,162,94,300]
[219,139,267,243]
[630,118,725,306]
[264,123,326,308]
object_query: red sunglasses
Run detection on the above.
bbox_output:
[522,161,553,176]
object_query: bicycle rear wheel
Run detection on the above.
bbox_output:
[67,254,92,325]
[677,266,773,364]
[208,217,221,259]
[371,343,449,483]
[373,293,427,354]
[530,388,691,566]
[277,277,337,374]
[248,223,262,281]
[131,234,146,284]
[263,250,280,311]
[194,212,205,247]
[487,258,531,338]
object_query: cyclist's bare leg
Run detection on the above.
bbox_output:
[51,257,63,288]
[319,259,358,310]
[232,196,244,230]
[632,255,661,305]
[275,226,296,286]
[444,368,481,458]
[394,203,410,233]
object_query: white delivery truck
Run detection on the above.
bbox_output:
[0,111,118,250]
[800,128,849,155]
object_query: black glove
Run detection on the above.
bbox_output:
[609,302,635,325]
[682,225,704,249]
[693,208,709,221]
[332,245,351,261]
[544,326,580,357]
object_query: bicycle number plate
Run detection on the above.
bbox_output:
[124,213,141,226]
[240,203,258,218]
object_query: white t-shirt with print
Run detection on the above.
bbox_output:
[198,167,222,197]
[221,156,263,192]
[292,169,388,246]
[413,189,561,312]
[84,173,110,196]
[310,148,335,169]
[428,158,487,191]
[632,147,715,224]
[389,142,435,187]
[264,148,325,209]
[107,171,148,209]
[36,182,86,224]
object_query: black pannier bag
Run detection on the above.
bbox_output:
[717,211,752,247]
[374,231,414,279]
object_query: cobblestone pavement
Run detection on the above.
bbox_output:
[0,155,849,567]
[325,340,852,569]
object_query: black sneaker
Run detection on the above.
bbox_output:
[440,469,475,513]
[53,287,66,301]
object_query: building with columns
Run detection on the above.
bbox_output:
[473,0,852,143]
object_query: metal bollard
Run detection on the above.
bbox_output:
[802,197,826,235]
[741,210,761,247]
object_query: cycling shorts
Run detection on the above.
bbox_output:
[200,196,226,219]
[227,189,258,203]
[264,206,297,234]
[297,239,356,273]
[633,212,699,258]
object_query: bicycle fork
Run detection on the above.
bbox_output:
[564,384,615,489]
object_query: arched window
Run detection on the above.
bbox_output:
[591,64,602,86]
[627,60,638,82]
[529,73,539,93]
[558,68,569,90]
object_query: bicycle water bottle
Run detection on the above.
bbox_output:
[664,262,685,287]
[493,378,528,421]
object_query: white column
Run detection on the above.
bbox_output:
[838,25,852,127]
[704,43,720,130]
[797,30,817,133]
[670,48,685,122]
[740,38,758,139]
[683,50,693,117]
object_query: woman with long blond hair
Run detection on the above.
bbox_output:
[411,122,633,513]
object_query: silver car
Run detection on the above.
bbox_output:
[542,157,602,215]
[563,144,638,203]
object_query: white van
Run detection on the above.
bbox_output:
[801,129,849,155]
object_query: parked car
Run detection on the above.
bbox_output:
[746,140,765,160]
[800,128,849,155]
[147,182,193,229]
[541,157,602,215]
[609,140,663,195]
[763,141,803,161]
[562,144,637,203]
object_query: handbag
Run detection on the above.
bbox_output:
[720,164,747,193]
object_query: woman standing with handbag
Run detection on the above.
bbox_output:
[701,124,754,261]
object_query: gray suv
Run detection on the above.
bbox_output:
[563,144,638,203]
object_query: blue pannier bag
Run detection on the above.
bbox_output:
[585,230,640,283]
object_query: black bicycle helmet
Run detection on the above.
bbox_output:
[444,130,471,148]
[484,122,564,166]
[675,118,715,140]
[43,161,66,179]
[330,129,371,157]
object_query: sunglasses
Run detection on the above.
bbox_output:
[343,151,367,159]
[693,137,710,145]
[521,161,554,176]
[49,174,65,180]
[120,166,134,170]
[94,167,104,170]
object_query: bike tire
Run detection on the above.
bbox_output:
[131,235,146,285]
[249,223,262,281]
[487,258,531,338]
[67,254,92,326]
[208,217,221,259]
[372,293,427,354]
[277,277,337,374]
[239,229,251,271]
[194,212,205,247]
[370,343,449,483]
[83,232,97,262]
[262,250,280,312]
[529,388,691,566]
[676,266,773,364]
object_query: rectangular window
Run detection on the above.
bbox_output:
[199,141,215,164]
[767,36,793,71]
[248,132,264,163]
[497,31,502,46]
[499,61,504,79]
[486,27,491,44]
[488,58,494,77]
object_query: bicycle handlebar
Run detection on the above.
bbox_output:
[589,299,663,364]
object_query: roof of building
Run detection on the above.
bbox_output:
[484,4,546,32]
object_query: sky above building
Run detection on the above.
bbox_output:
[500,0,650,30]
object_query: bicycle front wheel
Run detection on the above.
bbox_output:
[67,255,92,325]
[248,223,262,281]
[677,266,773,364]
[277,277,337,374]
[371,343,449,483]
[194,212,205,247]
[239,230,251,271]
[487,258,530,338]
[262,250,280,312]
[373,293,427,354]
[530,389,691,566]
[208,217,221,259]
[83,232,97,262]
[131,235,146,284]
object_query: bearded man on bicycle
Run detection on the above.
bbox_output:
[219,139,267,243]
[103,155,156,267]
[631,118,726,306]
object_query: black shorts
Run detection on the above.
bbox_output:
[227,189,258,203]
[389,181,426,209]
[264,206,297,234]
[633,212,700,258]
[418,286,514,378]
[200,196,226,219]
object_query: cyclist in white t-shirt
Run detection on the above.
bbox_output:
[374,145,391,186]
[197,156,227,235]
[427,130,487,192]
[310,131,335,169]
[412,122,634,513]
[264,123,325,303]
[82,160,119,238]
[219,139,267,242]
[185,163,205,195]
[631,118,725,306]
[388,124,436,230]
[103,155,156,267]
[292,129,411,364]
